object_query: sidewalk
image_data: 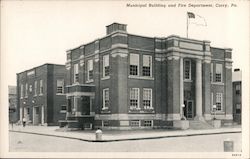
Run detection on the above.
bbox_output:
[9,125,241,142]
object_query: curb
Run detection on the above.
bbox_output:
[9,129,242,143]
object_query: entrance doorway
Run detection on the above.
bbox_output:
[81,96,90,115]
[184,100,194,119]
[33,106,40,125]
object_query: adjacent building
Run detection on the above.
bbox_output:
[62,23,233,129]
[9,85,18,123]
[232,68,242,124]
[17,64,67,126]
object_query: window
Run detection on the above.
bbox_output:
[184,59,191,80]
[130,54,139,76]
[25,83,28,97]
[103,55,110,77]
[34,81,37,96]
[130,88,139,110]
[215,64,222,82]
[236,104,241,114]
[20,84,24,98]
[143,88,153,110]
[216,93,223,111]
[29,85,32,92]
[144,120,152,127]
[211,92,213,108]
[235,84,241,95]
[39,80,43,95]
[102,88,109,110]
[103,120,109,127]
[142,55,152,77]
[56,79,64,94]
[210,63,213,82]
[74,63,79,83]
[130,120,140,127]
[27,107,30,114]
[67,99,72,112]
[87,60,93,81]
[73,97,78,111]
[61,105,67,113]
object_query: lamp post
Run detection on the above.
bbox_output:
[213,105,217,120]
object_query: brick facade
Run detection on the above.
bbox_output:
[63,23,233,129]
[17,64,67,126]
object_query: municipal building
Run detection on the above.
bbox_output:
[62,23,233,129]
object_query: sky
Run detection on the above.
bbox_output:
[1,0,249,86]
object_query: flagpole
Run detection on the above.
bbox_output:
[186,12,189,38]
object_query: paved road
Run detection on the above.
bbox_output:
[9,132,241,152]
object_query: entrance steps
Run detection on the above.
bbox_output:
[189,120,213,130]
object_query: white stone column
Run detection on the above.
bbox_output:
[195,59,204,120]
[180,57,184,119]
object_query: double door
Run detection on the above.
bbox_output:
[184,100,194,119]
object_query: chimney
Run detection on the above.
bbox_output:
[106,23,127,35]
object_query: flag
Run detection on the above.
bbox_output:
[187,12,195,18]
[187,12,207,26]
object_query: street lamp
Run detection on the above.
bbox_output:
[181,104,186,120]
[213,104,217,120]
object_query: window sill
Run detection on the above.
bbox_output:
[211,82,224,85]
[56,93,65,96]
[184,79,192,82]
[86,80,94,83]
[72,82,80,85]
[128,75,154,80]
[101,76,110,80]
[39,94,43,96]
[60,110,67,113]
[101,110,111,114]
[211,111,225,114]
[101,107,109,111]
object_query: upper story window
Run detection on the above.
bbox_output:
[61,105,67,113]
[143,88,153,110]
[210,63,213,82]
[20,84,24,98]
[215,64,223,82]
[184,59,191,80]
[102,88,109,110]
[34,81,37,96]
[73,63,79,83]
[56,79,64,94]
[130,54,139,76]
[103,55,110,77]
[87,59,93,81]
[216,93,223,111]
[130,88,140,110]
[39,80,43,95]
[25,83,28,97]
[29,85,32,92]
[142,55,152,77]
[236,104,241,114]
[235,84,241,95]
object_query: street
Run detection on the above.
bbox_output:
[9,132,241,152]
